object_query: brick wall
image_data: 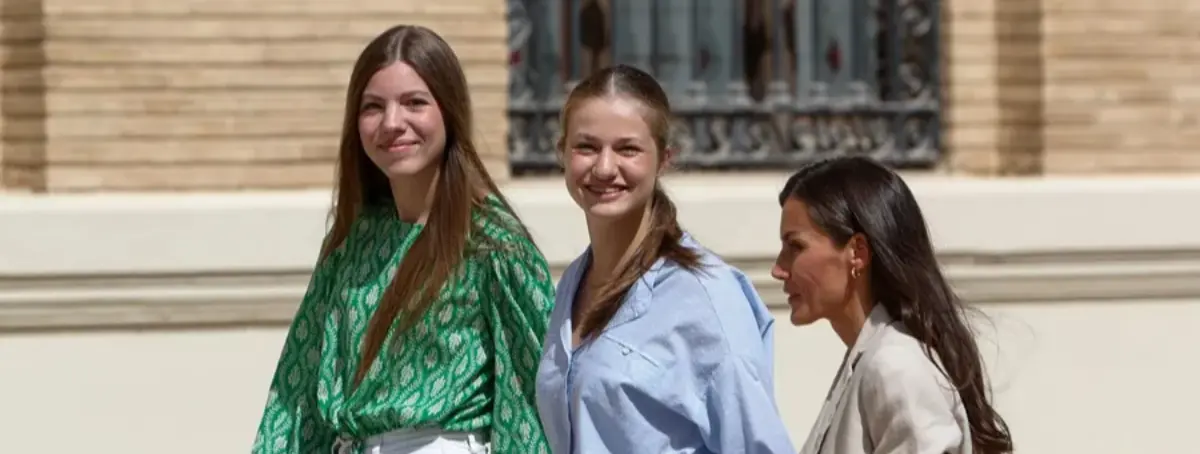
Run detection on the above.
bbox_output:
[1,0,508,191]
[944,0,1046,175]
[1041,0,1200,173]
[3,0,1199,191]
[946,0,1200,175]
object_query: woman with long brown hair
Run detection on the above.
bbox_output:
[534,64,796,454]
[252,25,554,454]
[772,156,1013,454]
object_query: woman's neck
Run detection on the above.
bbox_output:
[388,166,441,224]
[585,203,653,285]
[829,293,875,348]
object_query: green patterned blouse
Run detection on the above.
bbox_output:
[252,197,555,454]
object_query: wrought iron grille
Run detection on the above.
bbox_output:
[506,0,942,174]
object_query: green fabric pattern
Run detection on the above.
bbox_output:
[252,197,554,454]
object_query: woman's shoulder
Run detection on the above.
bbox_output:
[860,327,930,370]
[857,326,959,402]
[470,195,541,256]
[316,204,417,265]
[648,236,772,351]
[650,234,758,307]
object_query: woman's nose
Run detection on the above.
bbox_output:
[381,104,408,133]
[770,263,789,281]
[591,149,618,179]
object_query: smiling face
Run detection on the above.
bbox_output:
[357,62,447,180]
[771,197,865,326]
[561,95,666,221]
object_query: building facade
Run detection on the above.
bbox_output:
[1,1,1199,453]
[2,0,1199,191]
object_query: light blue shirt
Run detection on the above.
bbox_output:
[535,234,796,454]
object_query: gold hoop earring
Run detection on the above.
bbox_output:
[851,268,860,279]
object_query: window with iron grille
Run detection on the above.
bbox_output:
[507,0,942,174]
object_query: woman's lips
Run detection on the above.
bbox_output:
[585,185,625,201]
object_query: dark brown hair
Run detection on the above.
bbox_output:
[556,64,702,340]
[324,25,526,386]
[779,156,1013,453]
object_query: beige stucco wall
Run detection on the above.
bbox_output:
[4,300,1196,453]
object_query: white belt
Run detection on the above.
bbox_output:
[332,427,489,454]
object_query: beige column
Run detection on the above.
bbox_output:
[2,0,46,191]
[944,0,1046,175]
[3,0,509,192]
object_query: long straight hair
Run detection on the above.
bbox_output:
[779,156,1013,453]
[325,25,528,386]
[557,64,701,339]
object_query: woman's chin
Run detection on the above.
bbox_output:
[787,305,821,326]
[583,200,634,219]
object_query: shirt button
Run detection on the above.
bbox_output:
[621,347,632,355]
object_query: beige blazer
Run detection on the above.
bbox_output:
[798,305,973,454]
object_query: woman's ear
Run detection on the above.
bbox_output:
[848,233,871,270]
[659,146,676,175]
[555,137,567,170]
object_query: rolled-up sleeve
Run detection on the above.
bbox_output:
[701,355,797,454]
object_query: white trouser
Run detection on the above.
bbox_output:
[332,427,490,454]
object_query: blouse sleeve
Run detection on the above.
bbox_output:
[485,239,556,454]
[701,355,798,454]
[251,255,337,454]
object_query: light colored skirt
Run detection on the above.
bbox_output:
[332,427,490,454]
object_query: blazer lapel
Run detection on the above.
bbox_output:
[800,304,895,454]
[800,349,859,454]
